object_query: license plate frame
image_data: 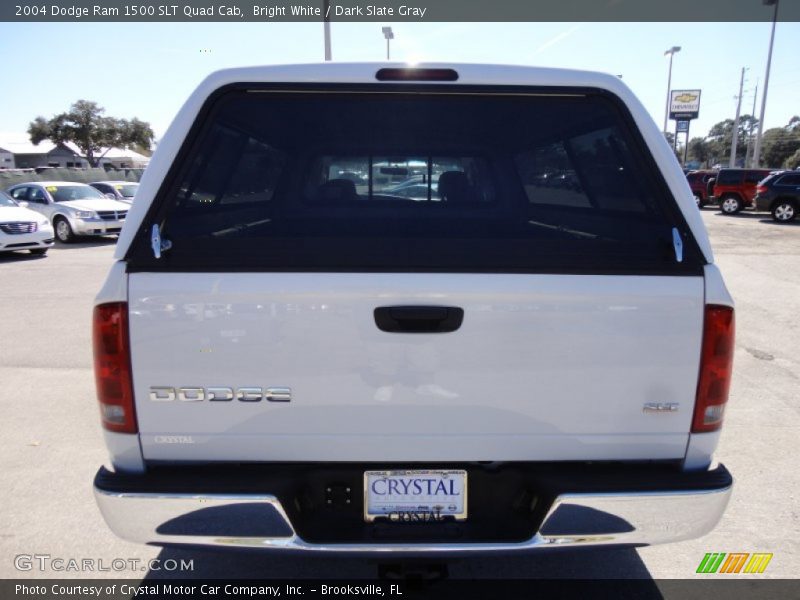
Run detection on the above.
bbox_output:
[363,469,468,523]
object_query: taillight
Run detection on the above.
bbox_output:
[93,302,137,433]
[375,68,459,81]
[756,185,768,195]
[692,305,735,433]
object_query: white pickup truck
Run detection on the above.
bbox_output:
[92,63,734,553]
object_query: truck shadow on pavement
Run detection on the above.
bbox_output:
[143,545,656,581]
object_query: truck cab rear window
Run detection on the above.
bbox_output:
[130,87,701,273]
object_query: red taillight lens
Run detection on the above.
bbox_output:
[692,305,735,433]
[93,302,137,433]
[756,185,768,195]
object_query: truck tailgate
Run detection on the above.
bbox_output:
[129,272,703,462]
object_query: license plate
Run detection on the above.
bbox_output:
[364,469,467,522]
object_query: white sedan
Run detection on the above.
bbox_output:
[7,181,129,243]
[0,190,54,255]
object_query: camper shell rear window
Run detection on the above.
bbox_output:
[127,84,704,274]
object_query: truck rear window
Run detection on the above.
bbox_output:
[129,86,702,274]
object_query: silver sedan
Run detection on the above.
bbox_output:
[7,181,130,243]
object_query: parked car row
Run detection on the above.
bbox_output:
[2,166,795,260]
[0,180,138,255]
[685,167,799,223]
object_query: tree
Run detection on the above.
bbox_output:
[705,116,759,166]
[28,100,154,167]
[687,137,710,166]
[760,118,800,168]
[783,148,800,170]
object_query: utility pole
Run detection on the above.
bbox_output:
[744,79,758,168]
[730,67,746,168]
[753,0,779,167]
[323,0,332,61]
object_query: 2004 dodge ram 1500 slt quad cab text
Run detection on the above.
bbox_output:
[92,63,735,553]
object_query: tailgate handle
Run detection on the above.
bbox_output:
[374,306,464,333]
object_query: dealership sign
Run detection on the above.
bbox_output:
[670,90,701,120]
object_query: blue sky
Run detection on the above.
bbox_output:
[0,21,798,141]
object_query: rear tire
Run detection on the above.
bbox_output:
[694,194,705,208]
[54,217,75,243]
[772,200,797,223]
[29,248,48,256]
[720,195,742,215]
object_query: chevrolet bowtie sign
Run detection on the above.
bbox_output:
[670,89,701,120]
[674,93,698,103]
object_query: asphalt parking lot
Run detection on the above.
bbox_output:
[0,209,798,581]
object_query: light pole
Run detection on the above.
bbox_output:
[752,0,779,167]
[382,27,394,60]
[323,0,331,60]
[663,46,681,137]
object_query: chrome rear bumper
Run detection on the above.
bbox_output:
[94,465,732,553]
